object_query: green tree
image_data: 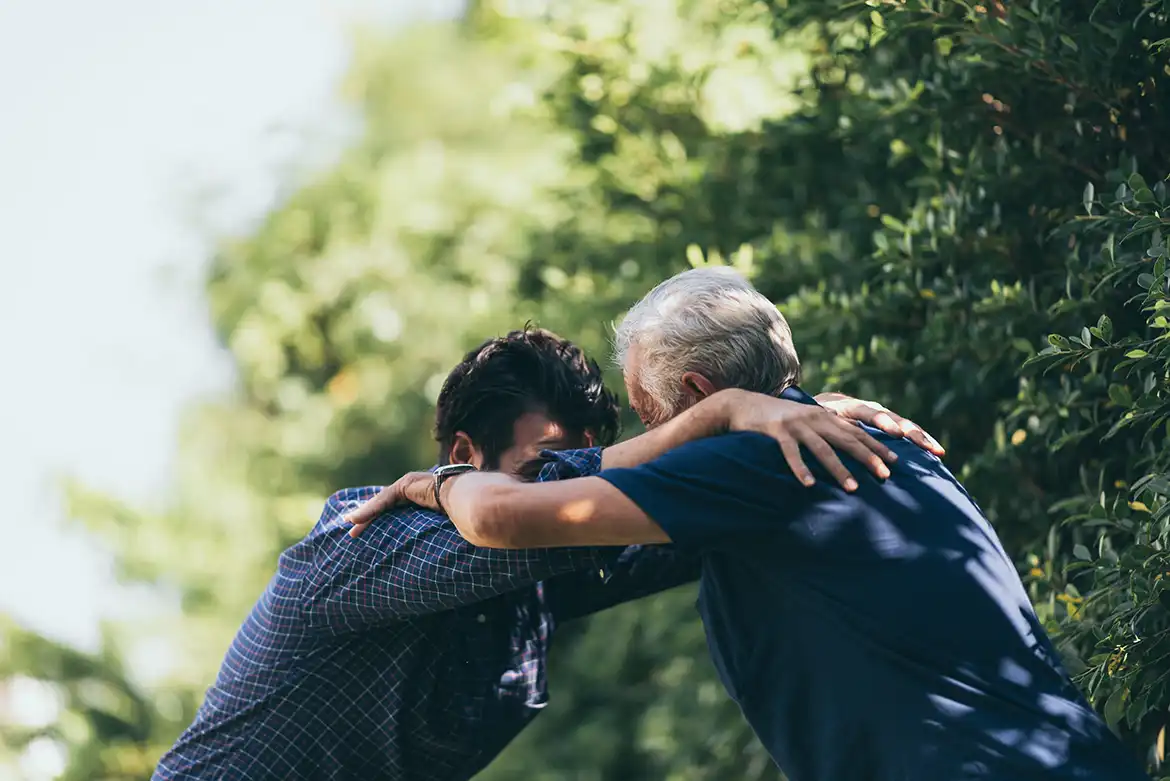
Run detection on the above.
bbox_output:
[477,0,1170,775]
[0,617,173,780]
[5,0,1170,778]
[5,15,597,780]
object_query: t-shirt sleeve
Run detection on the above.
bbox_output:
[595,432,819,550]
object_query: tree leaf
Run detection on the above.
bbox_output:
[1104,687,1128,730]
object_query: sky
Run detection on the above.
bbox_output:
[0,0,462,652]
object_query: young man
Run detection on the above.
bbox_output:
[155,327,931,780]
[363,272,1149,781]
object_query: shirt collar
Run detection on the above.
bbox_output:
[779,385,818,406]
[534,447,604,480]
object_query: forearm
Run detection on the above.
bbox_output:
[600,390,733,470]
[441,471,669,548]
[441,471,520,546]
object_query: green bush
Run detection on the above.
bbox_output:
[483,0,1170,775]
[4,1,1169,778]
[1027,164,1170,758]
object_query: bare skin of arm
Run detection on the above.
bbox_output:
[345,387,943,538]
[436,395,948,548]
[435,472,661,548]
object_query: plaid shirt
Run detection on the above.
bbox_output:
[153,448,699,780]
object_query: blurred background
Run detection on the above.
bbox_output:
[2,0,1169,778]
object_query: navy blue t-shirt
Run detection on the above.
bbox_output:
[596,389,1148,781]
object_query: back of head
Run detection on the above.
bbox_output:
[434,327,620,468]
[614,267,800,421]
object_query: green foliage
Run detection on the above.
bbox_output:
[0,617,183,780]
[477,0,1170,774]
[5,0,1170,778]
[1023,162,1170,753]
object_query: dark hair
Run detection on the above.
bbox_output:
[434,327,620,469]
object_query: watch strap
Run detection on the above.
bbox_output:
[432,463,478,513]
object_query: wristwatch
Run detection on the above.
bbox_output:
[433,463,478,513]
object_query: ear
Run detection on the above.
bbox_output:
[447,432,483,468]
[680,371,719,401]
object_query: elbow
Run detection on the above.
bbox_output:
[459,484,527,548]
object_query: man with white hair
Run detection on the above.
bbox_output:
[361,268,1149,781]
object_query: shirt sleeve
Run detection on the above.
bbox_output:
[540,544,701,623]
[299,484,624,633]
[534,447,701,621]
[594,432,820,550]
[531,446,605,482]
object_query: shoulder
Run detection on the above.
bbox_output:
[630,432,806,502]
[324,486,382,513]
[313,486,448,535]
[709,431,785,457]
[604,432,796,495]
[308,487,380,533]
[661,432,788,471]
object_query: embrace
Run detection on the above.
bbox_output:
[155,269,1148,780]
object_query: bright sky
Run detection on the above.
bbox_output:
[0,0,462,652]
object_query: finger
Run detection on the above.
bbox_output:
[834,430,893,480]
[903,429,930,452]
[925,435,945,456]
[899,420,927,448]
[831,423,893,478]
[794,421,861,487]
[830,416,897,466]
[816,417,893,477]
[900,419,945,456]
[776,434,816,487]
[347,477,429,536]
[341,491,390,528]
[343,483,403,526]
[860,424,898,465]
[869,411,904,437]
[798,433,859,492]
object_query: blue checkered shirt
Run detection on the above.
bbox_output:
[153,448,699,780]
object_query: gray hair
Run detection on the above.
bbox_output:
[614,267,800,421]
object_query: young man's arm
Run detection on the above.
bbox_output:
[437,433,806,549]
[523,449,701,623]
[439,472,669,547]
[539,545,701,624]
